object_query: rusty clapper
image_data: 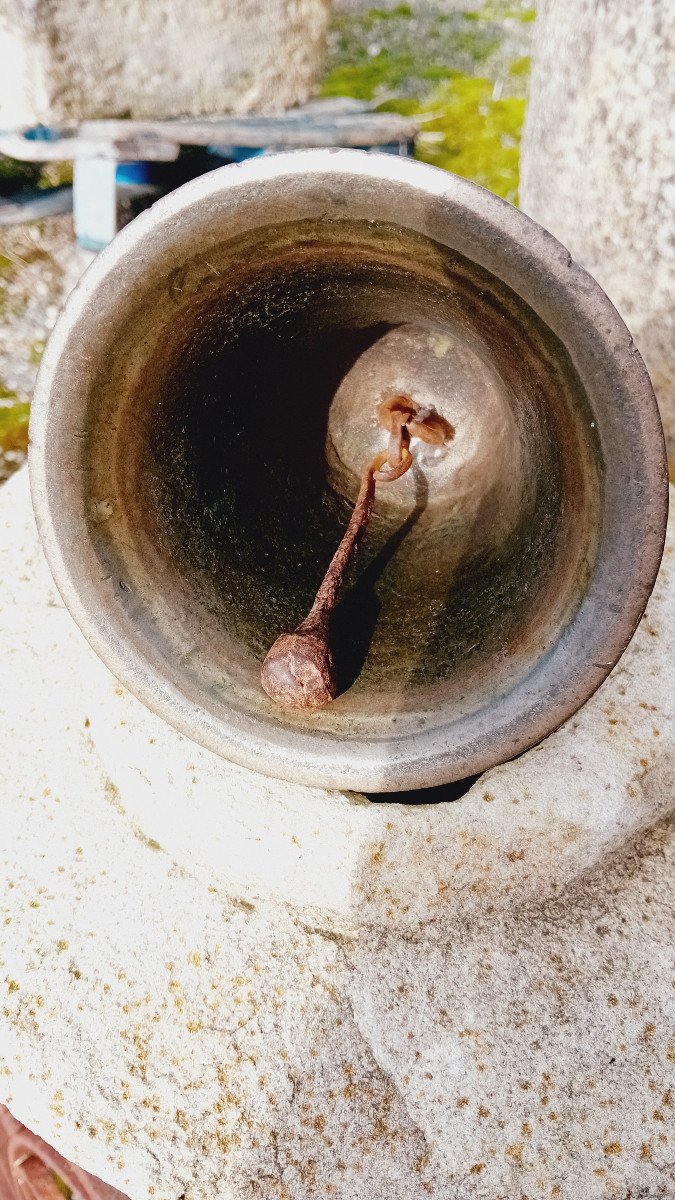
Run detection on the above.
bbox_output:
[28,151,668,791]
[261,395,451,709]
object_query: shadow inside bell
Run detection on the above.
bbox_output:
[367,773,482,805]
[330,466,429,695]
[329,458,485,807]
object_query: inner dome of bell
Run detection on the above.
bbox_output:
[102,217,601,736]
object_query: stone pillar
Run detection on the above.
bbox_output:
[0,0,330,126]
[520,0,675,458]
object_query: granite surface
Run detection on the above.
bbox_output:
[0,466,673,1199]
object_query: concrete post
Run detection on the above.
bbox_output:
[0,0,330,126]
[520,0,675,458]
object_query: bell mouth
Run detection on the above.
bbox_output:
[29,150,667,791]
[121,216,600,723]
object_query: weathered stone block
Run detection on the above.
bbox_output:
[0,0,330,126]
[0,464,673,1198]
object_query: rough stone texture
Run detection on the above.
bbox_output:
[520,0,675,460]
[0,464,674,1199]
[0,0,330,126]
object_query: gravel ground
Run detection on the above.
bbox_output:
[0,219,87,482]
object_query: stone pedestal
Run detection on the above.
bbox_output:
[0,466,673,1199]
[520,0,675,458]
[0,0,330,126]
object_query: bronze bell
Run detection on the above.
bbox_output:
[29,150,668,793]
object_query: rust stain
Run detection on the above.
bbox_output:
[506,1143,523,1165]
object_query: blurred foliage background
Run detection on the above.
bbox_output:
[322,1,533,203]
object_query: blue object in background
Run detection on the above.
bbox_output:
[22,124,63,143]
[115,161,159,185]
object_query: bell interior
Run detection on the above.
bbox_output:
[86,217,601,739]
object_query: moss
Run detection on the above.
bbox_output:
[322,7,501,102]
[410,76,526,204]
[37,161,74,189]
[0,156,72,198]
[366,3,414,19]
[322,56,407,102]
[0,398,30,458]
[321,2,532,205]
[510,54,531,76]
[0,157,42,197]
[465,3,535,18]
[28,338,46,367]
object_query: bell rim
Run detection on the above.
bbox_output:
[28,148,669,793]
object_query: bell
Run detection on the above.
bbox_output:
[29,150,668,793]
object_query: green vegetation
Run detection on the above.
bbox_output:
[0,157,41,197]
[0,396,30,478]
[323,8,500,101]
[0,156,73,197]
[412,78,525,203]
[28,338,46,367]
[38,160,74,189]
[464,4,535,19]
[321,2,534,205]
[509,54,531,76]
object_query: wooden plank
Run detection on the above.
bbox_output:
[79,110,418,149]
[0,132,180,163]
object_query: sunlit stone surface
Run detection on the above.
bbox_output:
[0,466,673,1199]
[521,0,675,458]
[0,0,329,125]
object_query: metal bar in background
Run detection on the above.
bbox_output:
[0,184,73,226]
